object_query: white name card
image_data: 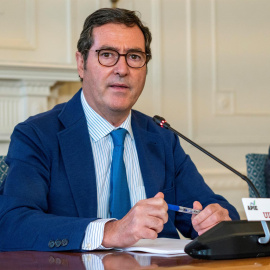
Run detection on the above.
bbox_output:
[242,198,270,221]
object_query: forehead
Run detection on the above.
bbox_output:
[91,23,146,51]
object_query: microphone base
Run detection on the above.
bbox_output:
[184,220,270,260]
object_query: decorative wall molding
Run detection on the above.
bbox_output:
[214,91,235,115]
[192,1,270,145]
[150,0,163,116]
[186,0,193,138]
[65,0,73,64]
[200,168,248,190]
[211,1,270,117]
[0,79,57,141]
[0,97,20,139]
[211,1,236,117]
[0,0,79,145]
[201,168,249,219]
[0,0,36,50]
[0,79,53,95]
[211,0,218,113]
[0,63,79,81]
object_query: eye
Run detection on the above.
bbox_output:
[128,53,142,61]
[102,52,111,58]
[99,50,117,58]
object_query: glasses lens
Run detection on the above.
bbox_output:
[98,50,119,66]
[97,49,147,68]
[127,52,146,68]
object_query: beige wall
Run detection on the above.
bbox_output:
[1,0,270,218]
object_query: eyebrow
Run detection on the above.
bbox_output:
[97,45,145,53]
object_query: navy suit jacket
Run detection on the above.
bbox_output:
[0,89,239,251]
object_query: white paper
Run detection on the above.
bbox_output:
[125,251,187,258]
[116,238,192,255]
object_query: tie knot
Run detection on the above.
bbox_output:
[111,128,127,146]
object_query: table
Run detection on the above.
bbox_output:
[0,251,270,270]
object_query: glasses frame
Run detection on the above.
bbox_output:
[93,49,151,68]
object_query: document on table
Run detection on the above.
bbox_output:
[116,238,192,255]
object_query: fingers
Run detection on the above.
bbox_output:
[130,194,168,226]
[142,214,165,234]
[193,201,203,211]
[154,192,164,199]
[129,200,167,240]
[102,193,168,248]
[192,202,231,236]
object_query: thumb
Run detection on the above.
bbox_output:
[193,201,203,210]
[192,201,203,222]
[154,192,164,199]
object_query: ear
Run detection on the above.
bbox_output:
[76,51,85,79]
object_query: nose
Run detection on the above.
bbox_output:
[113,55,129,77]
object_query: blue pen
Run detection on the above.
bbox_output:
[168,204,201,215]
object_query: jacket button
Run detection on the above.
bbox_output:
[61,239,69,247]
[48,240,55,248]
[55,239,62,248]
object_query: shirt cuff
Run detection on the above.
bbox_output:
[81,219,115,251]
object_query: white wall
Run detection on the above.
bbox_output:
[0,0,270,218]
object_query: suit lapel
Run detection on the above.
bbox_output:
[57,93,167,216]
[132,112,166,199]
[57,90,97,218]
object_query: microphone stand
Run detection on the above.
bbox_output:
[153,115,270,259]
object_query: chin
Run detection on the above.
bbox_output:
[110,106,130,113]
[109,101,134,113]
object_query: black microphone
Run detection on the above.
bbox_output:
[153,115,270,260]
[153,115,260,197]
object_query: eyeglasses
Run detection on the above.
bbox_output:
[94,49,150,68]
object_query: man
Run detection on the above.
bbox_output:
[0,8,239,252]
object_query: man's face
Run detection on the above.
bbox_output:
[76,23,147,125]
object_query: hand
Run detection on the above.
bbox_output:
[102,192,168,248]
[191,201,231,235]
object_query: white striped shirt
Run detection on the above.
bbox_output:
[80,91,146,250]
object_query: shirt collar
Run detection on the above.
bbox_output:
[81,90,133,142]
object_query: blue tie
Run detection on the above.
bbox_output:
[109,128,131,219]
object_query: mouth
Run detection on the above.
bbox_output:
[109,83,130,90]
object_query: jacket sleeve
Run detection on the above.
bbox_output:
[0,123,95,252]
[171,134,240,239]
